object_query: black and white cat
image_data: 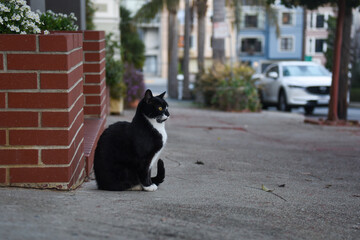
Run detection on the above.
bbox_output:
[93,89,169,191]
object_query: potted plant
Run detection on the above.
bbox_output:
[105,34,126,114]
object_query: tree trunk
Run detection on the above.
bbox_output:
[168,11,179,99]
[212,0,225,64]
[182,0,191,99]
[196,0,207,74]
[337,5,352,120]
[327,0,346,122]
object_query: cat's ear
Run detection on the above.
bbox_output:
[158,91,166,99]
[144,89,153,103]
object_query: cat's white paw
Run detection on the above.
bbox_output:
[142,184,158,192]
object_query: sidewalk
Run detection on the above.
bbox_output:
[1,100,360,240]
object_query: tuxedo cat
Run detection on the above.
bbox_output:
[94,90,169,191]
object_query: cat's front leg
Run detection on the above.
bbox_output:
[139,168,158,192]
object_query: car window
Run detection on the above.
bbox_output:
[266,66,279,77]
[282,65,330,77]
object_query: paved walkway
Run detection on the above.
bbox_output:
[1,100,360,239]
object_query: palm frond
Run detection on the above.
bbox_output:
[133,0,165,23]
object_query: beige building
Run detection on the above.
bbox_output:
[304,5,335,65]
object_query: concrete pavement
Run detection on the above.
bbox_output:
[1,100,360,240]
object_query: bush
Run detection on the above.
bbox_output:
[105,34,126,99]
[0,0,45,34]
[39,10,78,31]
[197,63,261,112]
[123,63,145,104]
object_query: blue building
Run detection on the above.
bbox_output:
[237,3,304,73]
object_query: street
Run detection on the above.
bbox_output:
[145,76,360,121]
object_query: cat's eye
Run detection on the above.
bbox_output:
[158,107,163,111]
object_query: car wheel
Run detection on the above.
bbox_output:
[277,90,291,112]
[304,106,315,115]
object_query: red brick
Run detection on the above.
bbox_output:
[85,71,105,84]
[7,54,69,71]
[0,35,36,51]
[0,130,6,145]
[0,54,3,70]
[40,64,83,89]
[68,154,85,188]
[42,125,84,165]
[84,61,106,73]
[0,112,38,127]
[0,149,38,165]
[39,34,81,52]
[69,110,84,141]
[83,41,106,51]
[9,129,69,146]
[84,105,102,115]
[84,84,103,95]
[0,73,37,89]
[83,31,105,40]
[69,80,83,106]
[69,48,83,68]
[84,51,106,62]
[8,92,69,109]
[10,166,70,183]
[0,168,6,183]
[0,93,5,108]
[42,95,84,127]
[85,95,102,105]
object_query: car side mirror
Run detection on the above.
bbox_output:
[268,72,278,79]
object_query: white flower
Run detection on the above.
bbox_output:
[9,25,16,32]
[0,17,3,25]
[20,31,26,34]
[34,27,41,34]
[15,26,20,32]
[44,30,50,35]
[4,17,8,22]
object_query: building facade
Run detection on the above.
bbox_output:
[237,2,304,72]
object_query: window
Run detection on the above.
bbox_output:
[241,38,262,54]
[266,66,279,77]
[280,37,294,52]
[316,14,325,28]
[282,12,293,25]
[315,39,325,53]
[245,14,258,28]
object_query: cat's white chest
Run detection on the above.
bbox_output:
[146,117,167,169]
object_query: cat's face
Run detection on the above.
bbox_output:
[141,90,170,123]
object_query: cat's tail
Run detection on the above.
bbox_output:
[151,159,165,186]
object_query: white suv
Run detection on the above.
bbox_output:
[256,61,332,115]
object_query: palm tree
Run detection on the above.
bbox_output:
[182,0,191,99]
[212,0,226,63]
[135,0,180,99]
[195,0,207,74]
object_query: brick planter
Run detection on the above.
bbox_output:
[0,33,85,190]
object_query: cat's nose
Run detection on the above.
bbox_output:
[165,110,170,117]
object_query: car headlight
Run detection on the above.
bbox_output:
[288,85,305,89]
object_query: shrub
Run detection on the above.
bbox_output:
[123,63,145,104]
[0,0,45,34]
[197,63,261,112]
[39,10,78,31]
[105,34,126,99]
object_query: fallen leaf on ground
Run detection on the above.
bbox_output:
[261,184,273,192]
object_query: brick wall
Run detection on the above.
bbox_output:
[0,33,85,190]
[83,31,107,119]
